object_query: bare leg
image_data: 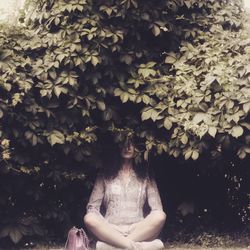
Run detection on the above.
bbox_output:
[84,213,133,249]
[127,210,166,242]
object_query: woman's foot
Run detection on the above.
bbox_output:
[96,239,164,250]
[133,239,164,250]
[96,240,135,250]
[96,241,121,250]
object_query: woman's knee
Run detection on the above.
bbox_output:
[84,213,99,228]
[152,210,167,225]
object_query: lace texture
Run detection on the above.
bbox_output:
[86,170,163,226]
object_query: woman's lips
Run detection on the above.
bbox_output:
[124,151,132,154]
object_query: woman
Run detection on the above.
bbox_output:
[84,138,166,250]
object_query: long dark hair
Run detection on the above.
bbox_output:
[101,137,153,180]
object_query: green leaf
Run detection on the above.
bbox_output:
[49,70,57,80]
[120,92,129,103]
[193,113,211,124]
[0,49,12,60]
[192,151,199,160]
[208,127,217,138]
[241,122,250,130]
[184,149,192,160]
[128,88,136,94]
[146,61,157,67]
[57,54,65,62]
[144,150,149,161]
[237,148,246,159]
[165,53,176,64]
[243,102,250,113]
[54,17,60,25]
[9,227,23,244]
[4,83,12,92]
[184,0,192,8]
[151,109,160,121]
[152,25,161,36]
[103,109,112,121]
[141,108,152,121]
[142,95,151,104]
[163,118,172,130]
[181,134,188,144]
[91,56,99,66]
[114,88,122,96]
[138,68,156,78]
[231,126,244,138]
[24,131,33,140]
[48,130,65,146]
[173,149,180,158]
[97,101,106,111]
[244,147,250,153]
[121,54,133,65]
[54,86,68,97]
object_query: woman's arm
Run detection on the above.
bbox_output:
[86,174,105,216]
[146,177,163,212]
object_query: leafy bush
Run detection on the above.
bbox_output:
[0,0,249,246]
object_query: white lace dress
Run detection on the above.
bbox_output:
[86,170,164,239]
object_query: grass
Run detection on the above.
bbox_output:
[162,230,249,250]
[2,245,249,250]
[19,233,250,250]
[22,245,249,250]
[1,229,249,250]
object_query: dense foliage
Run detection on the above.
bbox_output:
[0,0,249,246]
[137,5,250,161]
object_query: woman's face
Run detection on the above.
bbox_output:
[120,142,135,159]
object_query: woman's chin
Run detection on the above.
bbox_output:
[121,154,134,159]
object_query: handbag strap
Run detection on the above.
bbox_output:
[80,228,89,248]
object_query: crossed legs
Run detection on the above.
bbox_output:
[127,210,166,242]
[84,211,166,249]
[84,213,133,249]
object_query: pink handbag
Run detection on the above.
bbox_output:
[64,226,89,250]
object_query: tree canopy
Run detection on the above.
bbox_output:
[0,0,249,245]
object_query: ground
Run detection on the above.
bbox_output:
[20,232,249,250]
[22,245,250,250]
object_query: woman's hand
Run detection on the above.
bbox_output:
[109,224,124,233]
[128,223,138,233]
[110,223,138,236]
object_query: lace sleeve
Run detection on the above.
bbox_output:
[86,174,105,216]
[146,178,163,212]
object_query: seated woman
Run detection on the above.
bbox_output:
[84,138,166,250]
